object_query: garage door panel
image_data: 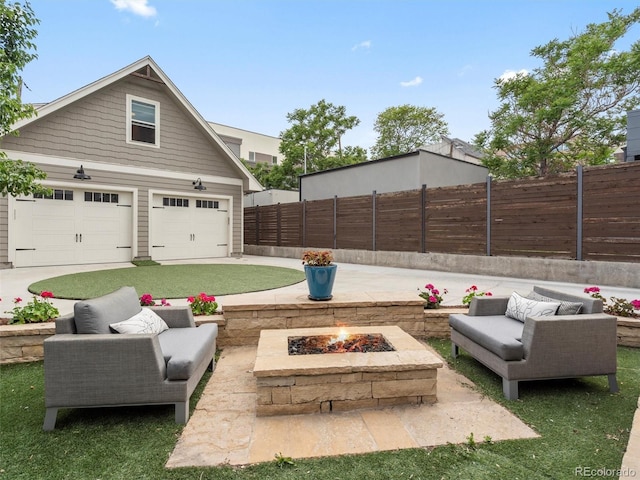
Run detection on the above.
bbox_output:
[12,188,133,267]
[152,195,229,261]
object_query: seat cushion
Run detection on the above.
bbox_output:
[158,324,218,381]
[74,286,142,334]
[450,314,525,361]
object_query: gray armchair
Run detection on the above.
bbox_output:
[449,286,619,400]
[43,287,217,430]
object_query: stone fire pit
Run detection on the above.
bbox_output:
[253,325,443,416]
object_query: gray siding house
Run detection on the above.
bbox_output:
[299,149,488,201]
[627,109,640,162]
[0,57,261,268]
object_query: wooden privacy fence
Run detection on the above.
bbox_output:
[244,162,640,263]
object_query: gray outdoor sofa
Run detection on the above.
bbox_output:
[43,286,218,430]
[449,286,619,400]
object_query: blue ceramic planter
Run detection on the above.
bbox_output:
[304,264,338,301]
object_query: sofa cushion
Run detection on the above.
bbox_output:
[158,323,218,380]
[526,291,583,315]
[74,286,142,334]
[505,292,560,323]
[110,308,169,334]
[449,314,525,361]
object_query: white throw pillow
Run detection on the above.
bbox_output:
[505,292,561,323]
[110,308,169,334]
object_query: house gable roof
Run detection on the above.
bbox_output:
[12,56,262,192]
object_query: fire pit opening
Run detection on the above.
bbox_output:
[288,331,395,355]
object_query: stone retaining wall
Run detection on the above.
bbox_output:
[2,301,639,364]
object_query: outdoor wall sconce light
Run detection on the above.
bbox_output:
[73,165,91,180]
[193,178,206,191]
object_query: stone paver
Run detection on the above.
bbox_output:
[166,344,539,468]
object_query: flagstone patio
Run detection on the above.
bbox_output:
[166,343,539,468]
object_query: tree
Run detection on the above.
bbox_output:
[370,104,449,160]
[476,8,640,178]
[269,99,363,189]
[0,0,48,197]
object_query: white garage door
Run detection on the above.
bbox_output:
[151,194,229,261]
[12,188,133,267]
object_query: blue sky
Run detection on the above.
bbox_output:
[21,0,640,153]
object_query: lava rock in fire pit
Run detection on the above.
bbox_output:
[288,333,395,355]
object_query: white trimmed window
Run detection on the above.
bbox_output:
[126,94,160,147]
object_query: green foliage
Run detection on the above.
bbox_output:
[0,158,50,197]
[478,7,640,178]
[370,104,449,159]
[0,0,39,138]
[187,292,219,315]
[274,452,296,468]
[5,292,59,324]
[0,1,50,197]
[259,99,365,189]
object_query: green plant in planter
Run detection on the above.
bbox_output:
[462,285,493,306]
[418,283,447,309]
[302,250,337,301]
[301,250,334,266]
[6,291,60,324]
[187,292,219,315]
[584,286,640,318]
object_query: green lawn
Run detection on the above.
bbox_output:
[28,264,306,299]
[1,341,638,479]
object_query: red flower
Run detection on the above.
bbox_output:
[425,283,434,290]
[632,300,640,310]
[584,286,600,294]
[14,297,22,303]
[429,295,437,303]
[187,296,195,303]
[40,291,54,298]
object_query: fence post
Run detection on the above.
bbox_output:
[576,165,583,261]
[302,200,306,247]
[486,176,492,256]
[276,203,281,246]
[421,184,427,253]
[333,195,338,249]
[372,190,377,251]
[255,205,260,246]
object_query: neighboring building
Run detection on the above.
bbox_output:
[627,109,640,162]
[299,149,488,201]
[0,56,261,268]
[209,122,281,166]
[244,189,299,207]
[421,136,484,165]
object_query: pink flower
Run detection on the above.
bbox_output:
[466,285,478,293]
[632,300,640,310]
[432,289,440,295]
[14,297,22,304]
[160,298,171,306]
[584,286,600,294]
[40,291,54,298]
[486,292,493,296]
[429,296,437,303]
[187,296,195,303]
[425,283,434,291]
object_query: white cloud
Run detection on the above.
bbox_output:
[352,40,371,51]
[498,69,529,82]
[400,76,423,87]
[111,0,157,18]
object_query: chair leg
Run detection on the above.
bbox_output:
[503,379,519,400]
[608,374,619,393]
[43,408,58,431]
[175,402,189,424]
[451,343,459,358]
